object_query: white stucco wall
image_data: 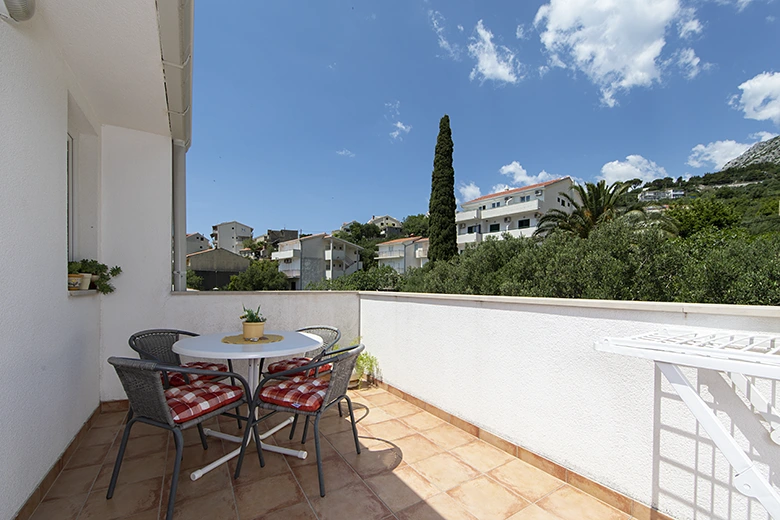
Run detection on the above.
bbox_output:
[0,17,101,520]
[360,292,780,520]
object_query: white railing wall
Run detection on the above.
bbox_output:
[359,292,780,520]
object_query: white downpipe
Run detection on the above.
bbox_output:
[172,142,186,291]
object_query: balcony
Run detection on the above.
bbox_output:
[484,228,535,240]
[455,209,479,222]
[377,250,405,259]
[271,249,300,260]
[457,233,482,245]
[415,248,428,259]
[480,200,540,220]
[325,249,345,261]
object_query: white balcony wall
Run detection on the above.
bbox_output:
[480,199,540,220]
[457,233,481,245]
[360,293,780,520]
[456,209,479,222]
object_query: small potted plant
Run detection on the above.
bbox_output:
[67,261,83,291]
[354,351,378,389]
[241,305,267,341]
[78,259,122,294]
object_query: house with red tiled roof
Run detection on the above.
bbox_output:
[456,177,574,252]
[376,236,429,273]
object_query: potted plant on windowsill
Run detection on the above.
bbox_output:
[241,305,267,341]
[67,261,83,291]
[78,259,122,294]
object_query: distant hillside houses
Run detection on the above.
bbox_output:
[376,236,428,274]
[638,188,686,202]
[186,232,211,255]
[271,233,362,290]
[211,220,252,254]
[368,215,402,237]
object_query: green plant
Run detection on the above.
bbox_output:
[240,305,266,323]
[355,351,378,388]
[69,259,122,294]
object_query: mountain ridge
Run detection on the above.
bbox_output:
[722,135,780,170]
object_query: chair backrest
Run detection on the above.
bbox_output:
[128,329,198,365]
[108,357,174,427]
[322,344,364,407]
[296,326,341,358]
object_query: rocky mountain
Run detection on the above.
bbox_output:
[722,135,780,170]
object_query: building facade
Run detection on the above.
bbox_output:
[186,232,211,255]
[637,188,685,202]
[186,248,250,290]
[376,236,429,274]
[368,215,403,237]
[210,221,253,254]
[271,234,363,290]
[456,177,574,252]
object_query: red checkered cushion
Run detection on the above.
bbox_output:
[165,380,244,424]
[267,358,332,377]
[164,361,228,387]
[259,376,329,412]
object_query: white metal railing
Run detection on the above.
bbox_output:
[271,249,299,260]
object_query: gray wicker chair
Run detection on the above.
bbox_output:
[106,357,254,520]
[234,344,364,497]
[129,329,242,428]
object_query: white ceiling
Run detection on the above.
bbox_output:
[39,0,170,137]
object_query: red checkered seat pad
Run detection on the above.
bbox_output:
[259,376,329,412]
[165,380,243,424]
[164,362,228,387]
[267,358,332,377]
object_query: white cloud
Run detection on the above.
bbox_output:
[491,183,512,193]
[336,149,355,158]
[499,161,555,185]
[390,121,412,140]
[429,10,461,60]
[385,100,400,118]
[768,15,776,22]
[468,20,523,84]
[677,8,703,38]
[676,48,710,79]
[751,131,778,141]
[457,24,464,32]
[534,0,683,107]
[515,24,527,39]
[730,72,780,125]
[600,155,668,185]
[687,140,752,169]
[458,182,482,202]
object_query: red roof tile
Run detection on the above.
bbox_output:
[462,177,569,205]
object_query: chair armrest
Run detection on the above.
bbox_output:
[155,362,252,400]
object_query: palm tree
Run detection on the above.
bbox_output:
[534,180,633,238]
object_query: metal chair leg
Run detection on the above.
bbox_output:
[234,411,256,479]
[228,359,241,430]
[345,396,361,455]
[338,401,343,417]
[289,414,299,440]
[313,415,326,497]
[196,423,208,450]
[165,429,184,520]
[301,416,310,444]
[252,421,265,468]
[106,417,136,499]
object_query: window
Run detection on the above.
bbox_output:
[519,195,530,203]
[491,202,500,208]
[481,205,486,210]
[518,219,530,229]
[467,225,480,234]
[561,199,566,207]
[489,223,500,232]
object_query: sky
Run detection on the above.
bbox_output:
[186,0,780,237]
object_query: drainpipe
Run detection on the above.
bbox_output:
[172,141,187,291]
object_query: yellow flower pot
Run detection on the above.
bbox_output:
[243,321,265,341]
[68,274,82,291]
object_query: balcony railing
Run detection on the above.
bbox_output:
[455,209,479,222]
[272,249,299,260]
[376,251,404,259]
[480,199,539,220]
[457,233,482,245]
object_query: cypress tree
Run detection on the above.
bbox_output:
[428,115,457,262]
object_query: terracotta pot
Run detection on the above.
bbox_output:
[243,321,265,341]
[68,274,82,291]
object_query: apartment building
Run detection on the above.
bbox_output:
[456,177,574,252]
[637,188,685,202]
[376,236,429,274]
[186,232,211,255]
[210,220,253,254]
[271,234,363,290]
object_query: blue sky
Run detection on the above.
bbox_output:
[186,0,780,237]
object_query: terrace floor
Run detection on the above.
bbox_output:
[28,386,636,520]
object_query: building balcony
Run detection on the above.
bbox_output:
[484,228,535,240]
[376,251,404,259]
[455,208,479,222]
[325,249,345,261]
[480,199,540,220]
[457,233,482,245]
[271,249,300,260]
[414,248,428,259]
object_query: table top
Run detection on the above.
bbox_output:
[172,331,323,360]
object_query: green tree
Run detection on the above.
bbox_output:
[186,270,203,291]
[308,265,401,291]
[667,198,739,238]
[428,115,457,262]
[534,180,634,238]
[226,260,289,291]
[402,214,429,237]
[242,238,265,259]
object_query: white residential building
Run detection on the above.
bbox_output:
[210,221,253,254]
[376,237,429,274]
[456,177,575,252]
[186,232,210,255]
[272,234,363,290]
[638,188,685,202]
[368,215,403,236]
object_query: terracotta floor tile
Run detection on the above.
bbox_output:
[78,476,162,520]
[366,419,418,441]
[536,485,630,520]
[66,443,112,470]
[234,472,305,518]
[43,464,100,500]
[411,453,480,492]
[399,412,447,432]
[309,480,392,520]
[310,414,356,436]
[422,423,476,450]
[255,501,318,520]
[228,446,292,484]
[80,426,119,447]
[451,441,515,473]
[91,412,127,430]
[105,433,169,465]
[357,406,397,425]
[488,460,564,502]
[381,400,423,419]
[114,510,160,520]
[393,434,445,464]
[29,494,86,520]
[274,433,340,468]
[366,465,440,512]
[397,493,479,520]
[291,452,362,498]
[166,439,225,472]
[127,421,167,439]
[163,463,231,504]
[93,452,168,491]
[366,392,404,407]
[447,476,529,520]
[171,488,237,520]
[506,504,563,520]
[341,444,404,479]
[324,428,377,455]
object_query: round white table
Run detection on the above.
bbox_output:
[173,330,323,481]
